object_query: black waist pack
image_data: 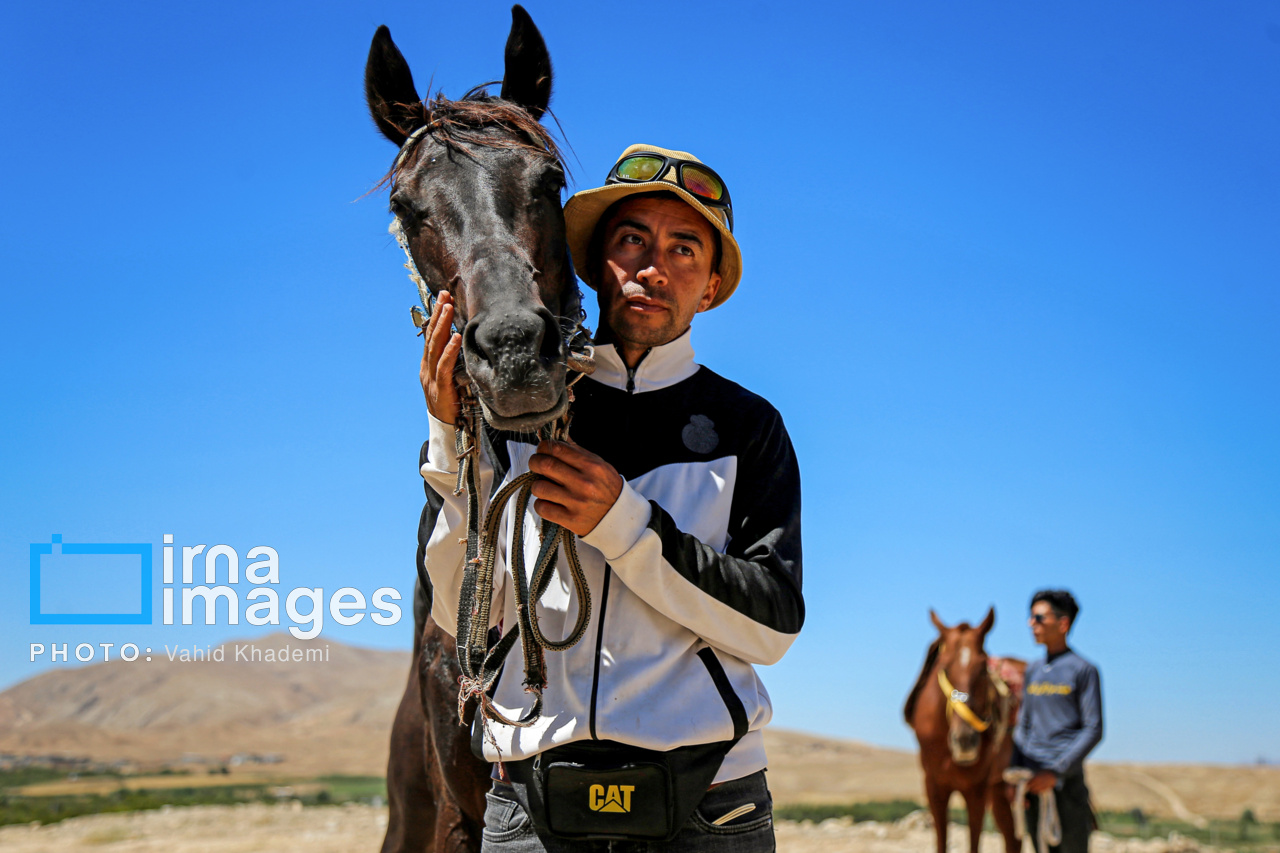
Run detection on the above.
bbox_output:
[503,737,739,841]
[480,647,751,841]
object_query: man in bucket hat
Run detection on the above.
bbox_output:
[418,144,803,851]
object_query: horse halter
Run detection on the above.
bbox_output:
[937,667,993,733]
[387,116,599,748]
[389,123,595,374]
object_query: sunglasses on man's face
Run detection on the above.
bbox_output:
[1031,612,1061,625]
[607,154,734,232]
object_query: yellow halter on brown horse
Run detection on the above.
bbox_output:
[905,608,1026,853]
[938,666,993,733]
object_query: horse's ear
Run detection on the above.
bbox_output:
[977,607,995,638]
[365,25,424,147]
[500,5,552,120]
[929,609,947,633]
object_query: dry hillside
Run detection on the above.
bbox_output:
[0,635,407,776]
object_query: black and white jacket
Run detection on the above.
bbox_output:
[419,331,803,782]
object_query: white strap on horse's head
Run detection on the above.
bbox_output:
[389,216,434,313]
[388,119,441,314]
[392,122,436,174]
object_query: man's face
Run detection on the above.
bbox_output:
[1029,601,1070,647]
[596,197,722,356]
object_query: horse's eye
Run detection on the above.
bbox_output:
[537,171,565,198]
[390,195,429,224]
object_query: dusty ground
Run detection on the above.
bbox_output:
[761,731,1280,823]
[0,804,1247,853]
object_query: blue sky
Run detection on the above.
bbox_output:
[2,1,1277,764]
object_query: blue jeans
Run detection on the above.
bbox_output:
[480,769,775,853]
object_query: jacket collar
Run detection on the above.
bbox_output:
[590,329,700,393]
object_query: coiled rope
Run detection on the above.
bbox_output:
[1004,767,1063,853]
[450,390,592,730]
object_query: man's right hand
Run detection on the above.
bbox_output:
[420,292,462,424]
[1027,771,1058,794]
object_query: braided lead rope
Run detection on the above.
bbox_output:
[449,397,592,737]
[454,443,593,725]
[1003,768,1062,853]
[453,401,490,682]
[1040,787,1063,851]
[507,482,548,693]
[1006,769,1033,841]
[525,522,591,652]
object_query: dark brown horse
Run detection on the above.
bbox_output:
[367,6,580,434]
[365,7,574,852]
[905,608,1026,853]
[381,583,487,853]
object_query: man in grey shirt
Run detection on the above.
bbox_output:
[1013,589,1104,853]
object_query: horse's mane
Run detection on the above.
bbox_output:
[903,638,941,725]
[381,86,564,190]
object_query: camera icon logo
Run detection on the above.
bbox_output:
[29,534,153,624]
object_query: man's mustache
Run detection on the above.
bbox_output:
[620,282,670,308]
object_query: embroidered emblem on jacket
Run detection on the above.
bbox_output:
[682,415,719,453]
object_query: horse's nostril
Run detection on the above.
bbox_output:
[466,310,561,371]
[463,322,488,365]
[536,308,562,364]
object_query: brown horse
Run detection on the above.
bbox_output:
[905,608,1026,853]
[381,579,487,853]
[365,7,574,852]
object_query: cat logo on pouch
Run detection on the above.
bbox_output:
[588,784,635,813]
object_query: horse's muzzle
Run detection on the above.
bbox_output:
[476,390,570,433]
[949,727,982,765]
[462,307,569,430]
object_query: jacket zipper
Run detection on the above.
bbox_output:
[624,348,651,394]
[588,565,612,739]
[590,348,647,736]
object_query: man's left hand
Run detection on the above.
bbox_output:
[529,440,624,537]
[1027,771,1058,794]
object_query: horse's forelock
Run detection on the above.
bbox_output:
[381,90,564,192]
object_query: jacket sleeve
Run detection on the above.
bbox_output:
[581,404,803,665]
[1013,678,1032,751]
[1051,664,1104,776]
[417,414,504,637]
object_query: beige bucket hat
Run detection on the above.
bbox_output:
[564,144,742,309]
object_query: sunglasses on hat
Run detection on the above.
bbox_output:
[606,153,734,232]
